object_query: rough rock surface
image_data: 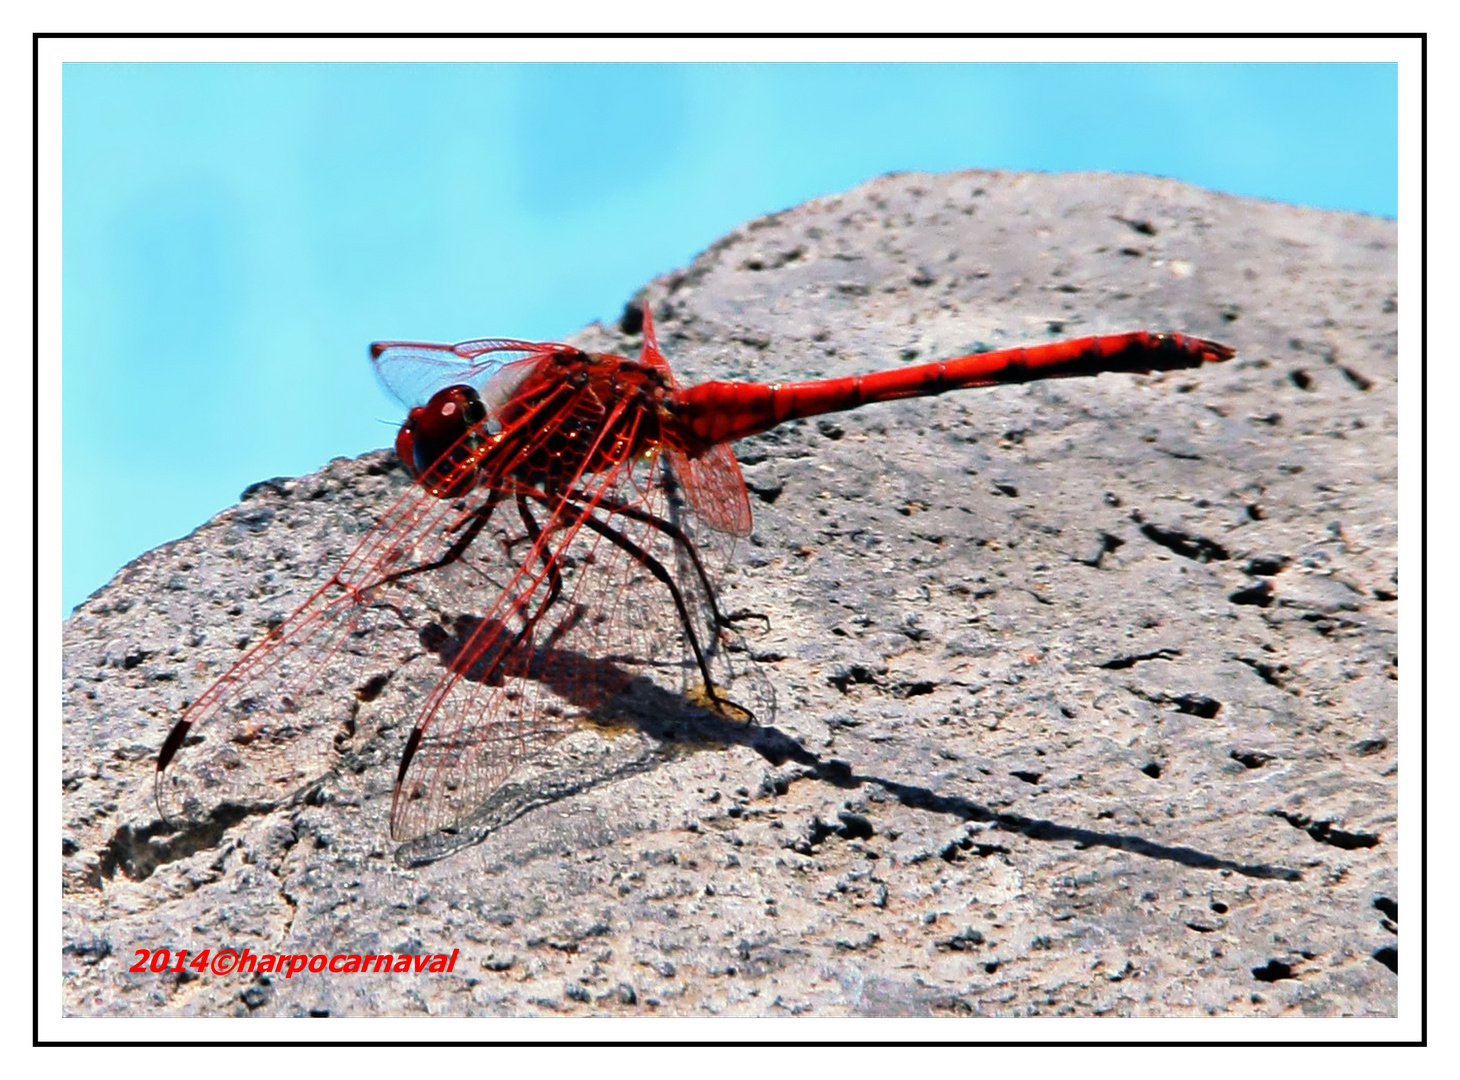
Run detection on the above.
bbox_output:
[62,170,1399,1018]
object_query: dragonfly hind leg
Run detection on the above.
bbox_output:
[566,501,739,715]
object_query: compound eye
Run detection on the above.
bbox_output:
[396,385,485,497]
[395,406,427,479]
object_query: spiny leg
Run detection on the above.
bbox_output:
[571,487,760,636]
[377,487,506,591]
[550,493,733,712]
[426,491,576,688]
[496,492,572,676]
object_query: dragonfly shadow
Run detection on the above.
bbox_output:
[810,760,1304,882]
[603,710,1302,882]
[401,617,1299,882]
[416,609,770,719]
[393,613,776,866]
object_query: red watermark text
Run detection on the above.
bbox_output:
[129,947,459,979]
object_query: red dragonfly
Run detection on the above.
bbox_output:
[156,302,1232,854]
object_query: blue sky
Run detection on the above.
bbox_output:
[60,61,1399,615]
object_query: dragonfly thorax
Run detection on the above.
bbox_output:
[484,354,673,496]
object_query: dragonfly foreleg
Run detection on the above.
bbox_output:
[376,488,506,590]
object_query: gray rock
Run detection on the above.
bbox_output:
[62,170,1397,1017]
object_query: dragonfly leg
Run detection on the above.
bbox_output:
[554,497,731,711]
[498,492,572,677]
[376,488,506,589]
[576,490,741,635]
[422,493,574,689]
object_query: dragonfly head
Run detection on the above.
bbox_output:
[396,384,489,498]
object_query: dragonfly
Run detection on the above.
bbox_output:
[156,301,1233,854]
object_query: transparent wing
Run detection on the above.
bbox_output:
[666,441,753,538]
[371,338,566,410]
[154,465,507,828]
